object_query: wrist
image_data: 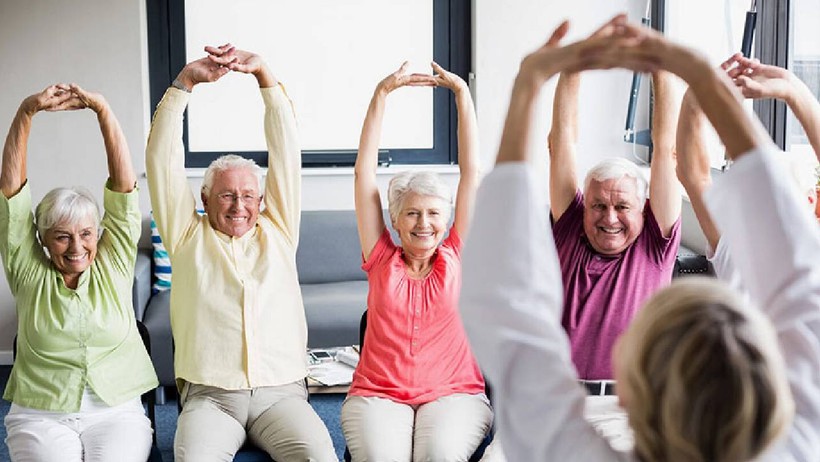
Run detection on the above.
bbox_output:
[172,77,192,93]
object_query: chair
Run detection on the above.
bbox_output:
[344,310,494,462]
[13,321,163,461]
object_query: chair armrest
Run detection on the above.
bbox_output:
[133,249,153,320]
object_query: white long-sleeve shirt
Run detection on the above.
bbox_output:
[461,146,820,461]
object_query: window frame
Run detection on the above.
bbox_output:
[146,0,471,168]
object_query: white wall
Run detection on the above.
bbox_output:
[0,0,660,362]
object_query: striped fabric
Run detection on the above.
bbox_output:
[150,215,171,294]
[150,210,204,294]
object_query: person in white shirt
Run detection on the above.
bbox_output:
[461,14,820,462]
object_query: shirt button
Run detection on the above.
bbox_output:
[414,325,419,330]
[412,341,417,345]
[415,309,420,315]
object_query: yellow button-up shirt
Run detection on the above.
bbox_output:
[146,86,307,391]
[0,183,158,412]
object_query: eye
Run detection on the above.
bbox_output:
[55,235,69,242]
[616,205,629,211]
[81,230,94,238]
[429,210,440,216]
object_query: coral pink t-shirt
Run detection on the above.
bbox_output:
[348,227,486,405]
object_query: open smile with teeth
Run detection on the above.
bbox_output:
[65,254,88,262]
[412,231,435,238]
[599,227,623,235]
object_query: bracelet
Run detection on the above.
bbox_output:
[171,79,192,93]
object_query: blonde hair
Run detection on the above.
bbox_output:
[618,278,793,462]
[387,171,452,223]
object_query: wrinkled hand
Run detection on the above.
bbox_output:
[517,14,655,87]
[431,62,467,93]
[721,53,793,100]
[376,62,437,95]
[176,53,231,89]
[67,84,109,114]
[21,84,77,115]
[206,44,266,75]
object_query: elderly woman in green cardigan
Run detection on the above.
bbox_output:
[0,84,158,462]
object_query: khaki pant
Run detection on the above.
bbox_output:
[175,380,337,462]
[341,393,493,462]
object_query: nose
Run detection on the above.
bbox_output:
[602,208,618,223]
[69,236,83,253]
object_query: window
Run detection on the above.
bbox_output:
[787,0,820,165]
[146,0,470,168]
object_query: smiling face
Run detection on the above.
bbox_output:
[583,176,644,255]
[44,217,98,283]
[392,192,449,257]
[202,167,261,238]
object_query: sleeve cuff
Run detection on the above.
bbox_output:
[103,183,139,213]
[1,182,33,219]
[260,83,289,108]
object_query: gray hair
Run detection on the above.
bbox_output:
[584,158,648,208]
[201,154,263,196]
[387,171,452,222]
[35,187,100,238]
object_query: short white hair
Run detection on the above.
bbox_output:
[387,171,452,222]
[201,154,263,196]
[35,187,100,238]
[584,158,648,208]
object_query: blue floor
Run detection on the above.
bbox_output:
[0,367,347,462]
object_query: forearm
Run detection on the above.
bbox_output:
[96,104,136,192]
[454,85,480,181]
[1,107,33,198]
[496,77,541,165]
[354,90,387,179]
[548,73,580,150]
[785,80,820,161]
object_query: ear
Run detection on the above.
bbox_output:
[201,192,209,208]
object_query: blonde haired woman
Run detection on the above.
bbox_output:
[461,15,818,462]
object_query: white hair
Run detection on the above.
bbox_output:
[387,171,452,222]
[35,187,100,238]
[584,158,648,208]
[201,154,263,196]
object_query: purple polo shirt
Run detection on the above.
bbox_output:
[552,190,681,379]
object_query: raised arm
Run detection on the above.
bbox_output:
[432,62,480,237]
[209,46,301,242]
[69,85,136,193]
[724,53,820,162]
[648,71,681,235]
[547,72,581,219]
[146,49,230,251]
[1,85,74,198]
[675,90,721,250]
[354,63,436,259]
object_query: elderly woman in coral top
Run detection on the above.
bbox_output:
[343,61,490,462]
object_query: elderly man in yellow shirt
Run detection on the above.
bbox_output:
[146,44,336,461]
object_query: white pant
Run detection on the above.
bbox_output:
[342,393,493,462]
[4,399,152,462]
[479,396,634,461]
[175,380,337,462]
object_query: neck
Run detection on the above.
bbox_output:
[62,273,80,290]
[402,248,435,274]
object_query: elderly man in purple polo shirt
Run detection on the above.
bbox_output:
[548,70,681,384]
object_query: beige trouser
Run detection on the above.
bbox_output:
[4,399,152,462]
[341,393,493,462]
[174,380,337,462]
